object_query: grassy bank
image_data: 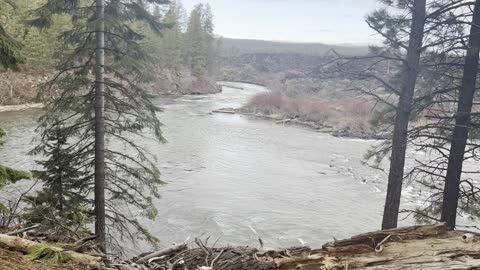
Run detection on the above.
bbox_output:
[240,92,382,139]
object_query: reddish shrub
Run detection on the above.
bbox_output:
[284,97,334,122]
[335,98,375,131]
[302,100,334,123]
[245,93,284,114]
[243,93,374,130]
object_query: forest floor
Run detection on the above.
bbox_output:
[0,247,87,270]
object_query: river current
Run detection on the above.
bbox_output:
[0,83,425,253]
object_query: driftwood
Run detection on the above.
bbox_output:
[0,233,103,269]
[212,108,236,114]
[136,243,188,263]
[114,224,480,270]
[114,240,276,270]
[269,223,480,270]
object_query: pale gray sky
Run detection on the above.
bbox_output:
[181,0,383,45]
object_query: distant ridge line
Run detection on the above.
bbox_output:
[221,37,369,56]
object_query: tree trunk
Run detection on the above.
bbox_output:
[56,129,64,215]
[441,0,480,230]
[94,0,106,252]
[382,0,426,230]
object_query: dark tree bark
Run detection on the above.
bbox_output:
[94,0,106,252]
[441,0,480,230]
[382,0,426,230]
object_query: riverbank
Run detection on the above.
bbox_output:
[237,92,385,140]
[1,224,478,269]
[0,68,220,107]
[213,103,386,140]
[242,112,387,140]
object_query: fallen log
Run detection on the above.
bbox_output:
[271,223,480,270]
[322,223,448,255]
[0,233,103,269]
[115,224,480,270]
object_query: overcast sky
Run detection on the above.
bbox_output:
[181,0,383,45]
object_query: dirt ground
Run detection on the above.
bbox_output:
[0,247,86,270]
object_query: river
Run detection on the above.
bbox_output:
[0,83,423,253]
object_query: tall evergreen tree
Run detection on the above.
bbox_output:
[441,0,480,230]
[184,4,205,76]
[0,0,70,68]
[30,0,169,251]
[0,1,25,70]
[161,0,184,69]
[380,0,426,230]
[317,0,469,228]
[202,4,216,73]
[93,0,107,252]
[183,3,217,77]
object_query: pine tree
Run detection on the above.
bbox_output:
[25,127,93,241]
[318,0,475,228]
[379,0,426,230]
[441,0,480,230]
[0,0,69,69]
[0,1,25,70]
[161,0,184,69]
[30,0,169,252]
[202,4,216,73]
[183,3,217,77]
[184,4,205,76]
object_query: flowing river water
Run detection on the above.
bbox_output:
[0,83,428,254]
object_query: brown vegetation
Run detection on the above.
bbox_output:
[0,69,51,106]
[0,68,220,107]
[219,52,386,139]
[241,92,376,138]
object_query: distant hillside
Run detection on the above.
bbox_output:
[221,38,369,56]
